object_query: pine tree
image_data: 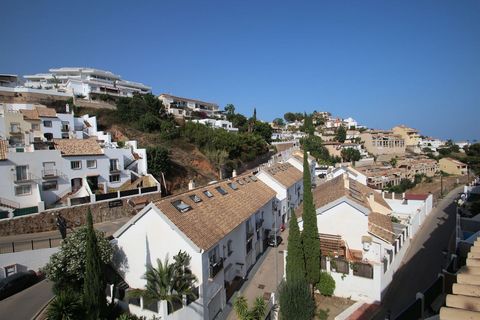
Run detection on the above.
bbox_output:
[286,209,305,283]
[83,209,106,319]
[301,149,321,291]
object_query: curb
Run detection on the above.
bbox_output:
[31,295,54,320]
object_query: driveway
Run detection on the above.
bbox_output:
[0,279,53,320]
[372,186,462,319]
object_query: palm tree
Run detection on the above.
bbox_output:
[233,295,267,320]
[47,290,84,320]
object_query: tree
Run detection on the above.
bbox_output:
[317,271,335,296]
[252,108,257,121]
[47,289,84,320]
[286,210,305,283]
[303,113,314,136]
[284,112,296,123]
[335,126,346,143]
[233,295,267,320]
[341,148,361,163]
[147,146,171,178]
[301,149,321,292]
[83,209,106,319]
[44,223,114,293]
[278,279,315,320]
[252,121,273,144]
[130,251,198,311]
[390,157,398,167]
[272,118,285,127]
[224,104,235,115]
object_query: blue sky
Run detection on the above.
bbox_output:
[1,0,479,141]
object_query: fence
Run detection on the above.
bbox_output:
[353,262,374,279]
[0,236,63,254]
[331,258,349,274]
[70,196,90,206]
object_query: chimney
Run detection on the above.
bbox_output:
[232,169,237,178]
[188,180,196,190]
[65,103,70,113]
[368,192,374,203]
[343,172,349,189]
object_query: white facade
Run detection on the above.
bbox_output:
[191,119,238,132]
[24,67,151,99]
[343,117,358,129]
[326,166,368,186]
[158,94,221,119]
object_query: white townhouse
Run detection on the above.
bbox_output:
[257,162,303,227]
[24,67,151,99]
[0,137,155,217]
[0,74,20,88]
[191,119,238,132]
[286,151,317,184]
[159,94,221,119]
[326,165,368,186]
[342,117,358,129]
[111,175,277,319]
[296,174,411,302]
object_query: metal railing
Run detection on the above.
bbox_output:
[0,236,63,254]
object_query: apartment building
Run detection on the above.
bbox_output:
[419,137,445,152]
[158,94,221,119]
[323,142,369,159]
[0,74,19,88]
[24,67,151,98]
[111,175,277,319]
[295,174,411,301]
[360,130,406,158]
[392,125,421,146]
[356,165,407,190]
[439,158,468,175]
[191,119,238,132]
[326,166,368,185]
[257,162,303,227]
[397,158,439,179]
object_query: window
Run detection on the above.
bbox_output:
[10,123,21,133]
[43,120,52,128]
[42,180,58,191]
[172,199,192,213]
[227,182,238,190]
[71,161,81,170]
[227,240,233,256]
[109,174,120,183]
[31,123,40,131]
[15,184,31,196]
[110,159,120,172]
[209,245,220,264]
[87,160,97,169]
[189,194,202,203]
[15,166,28,181]
[203,190,214,198]
[215,186,228,195]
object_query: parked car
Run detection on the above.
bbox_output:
[0,270,38,300]
[267,235,283,247]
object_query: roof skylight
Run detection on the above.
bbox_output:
[227,182,238,190]
[249,175,258,182]
[203,190,214,198]
[189,194,202,203]
[215,186,228,195]
[172,200,192,213]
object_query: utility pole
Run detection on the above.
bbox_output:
[440,172,444,197]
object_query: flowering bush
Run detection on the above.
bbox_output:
[43,227,114,291]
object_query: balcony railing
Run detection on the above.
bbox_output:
[14,172,37,183]
[42,169,59,179]
[110,166,121,173]
[256,219,264,230]
[209,258,224,279]
[246,228,254,240]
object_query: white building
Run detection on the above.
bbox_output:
[286,151,317,184]
[418,137,445,152]
[0,74,20,88]
[191,119,238,132]
[343,117,358,129]
[257,162,303,228]
[24,67,151,99]
[158,94,221,119]
[111,175,277,319]
[326,166,368,186]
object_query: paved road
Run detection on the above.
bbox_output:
[372,186,462,319]
[0,280,53,320]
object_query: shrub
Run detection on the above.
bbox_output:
[47,289,84,320]
[278,279,315,320]
[317,271,335,296]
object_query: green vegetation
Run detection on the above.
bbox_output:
[47,289,85,320]
[278,279,316,320]
[146,146,172,178]
[316,272,335,296]
[335,125,346,143]
[83,210,107,319]
[385,174,425,193]
[301,150,321,290]
[233,296,267,320]
[283,112,305,122]
[341,148,361,163]
[273,117,285,127]
[301,135,340,166]
[286,209,305,283]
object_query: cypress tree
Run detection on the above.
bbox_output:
[83,209,106,319]
[301,149,321,291]
[286,209,305,283]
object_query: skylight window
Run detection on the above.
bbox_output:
[189,194,202,203]
[227,182,238,190]
[237,179,244,185]
[203,190,214,198]
[215,186,228,195]
[249,175,258,182]
[172,200,192,213]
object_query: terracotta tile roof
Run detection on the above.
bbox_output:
[54,138,103,156]
[153,176,276,250]
[295,175,391,217]
[405,193,430,201]
[274,142,294,153]
[263,162,302,188]
[368,211,395,244]
[36,107,57,118]
[0,140,8,160]
[20,109,40,120]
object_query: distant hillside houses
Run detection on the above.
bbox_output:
[158,94,224,119]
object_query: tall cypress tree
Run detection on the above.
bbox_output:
[286,209,305,283]
[301,149,321,291]
[83,209,106,319]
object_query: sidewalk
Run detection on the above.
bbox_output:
[224,231,288,319]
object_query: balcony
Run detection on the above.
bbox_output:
[61,126,70,132]
[14,172,36,184]
[109,166,121,173]
[209,258,224,279]
[42,169,59,179]
[255,219,264,230]
[10,127,22,134]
